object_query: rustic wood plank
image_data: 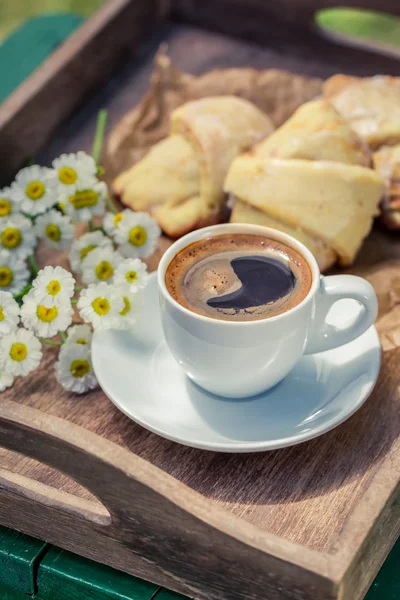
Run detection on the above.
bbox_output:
[0,0,169,184]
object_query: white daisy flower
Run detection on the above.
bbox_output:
[0,328,42,376]
[21,291,73,338]
[0,291,19,336]
[0,186,21,219]
[52,152,97,195]
[11,165,58,216]
[81,247,123,285]
[114,258,148,293]
[0,214,36,259]
[77,283,124,331]
[63,180,107,222]
[115,211,160,259]
[31,265,75,306]
[69,230,113,274]
[65,324,92,347]
[0,370,14,392]
[55,343,97,394]
[113,290,140,330]
[35,210,74,250]
[103,209,129,236]
[0,250,30,295]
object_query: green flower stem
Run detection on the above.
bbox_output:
[59,331,67,343]
[88,219,95,232]
[105,194,117,214]
[28,254,39,276]
[92,109,108,165]
[39,338,63,346]
[74,286,83,293]
[71,299,78,305]
[13,283,33,300]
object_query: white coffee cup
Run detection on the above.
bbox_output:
[158,224,378,398]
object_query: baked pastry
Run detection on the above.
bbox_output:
[113,96,273,238]
[323,75,400,149]
[254,99,371,166]
[226,100,384,268]
[374,144,400,230]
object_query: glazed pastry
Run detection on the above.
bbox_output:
[113,96,273,238]
[374,144,400,230]
[254,99,371,166]
[323,75,400,149]
[226,100,384,268]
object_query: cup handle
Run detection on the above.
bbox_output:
[304,275,378,355]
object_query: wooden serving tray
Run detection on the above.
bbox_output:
[0,4,400,600]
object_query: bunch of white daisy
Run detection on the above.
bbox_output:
[0,292,42,390]
[0,115,162,396]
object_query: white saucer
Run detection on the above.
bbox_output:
[92,273,381,453]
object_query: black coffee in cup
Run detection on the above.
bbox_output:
[165,233,312,321]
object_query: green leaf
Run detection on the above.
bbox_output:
[316,8,400,47]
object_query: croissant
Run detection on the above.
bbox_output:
[323,75,400,149]
[226,100,384,269]
[113,96,273,238]
[374,145,400,230]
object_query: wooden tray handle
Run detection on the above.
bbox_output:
[0,400,334,600]
[0,399,193,525]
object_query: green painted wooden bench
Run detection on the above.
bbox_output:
[0,526,398,599]
[0,526,186,600]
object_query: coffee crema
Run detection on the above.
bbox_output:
[165,234,312,321]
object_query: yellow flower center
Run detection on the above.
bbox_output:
[1,227,22,249]
[125,270,137,283]
[58,166,77,185]
[10,342,27,362]
[70,359,90,378]
[68,190,98,210]
[57,203,65,212]
[0,199,12,217]
[45,224,61,242]
[114,213,123,226]
[80,244,97,260]
[37,305,58,322]
[95,261,113,281]
[0,307,4,321]
[120,297,130,316]
[76,338,87,345]
[128,226,147,247]
[26,181,45,200]
[46,280,61,296]
[0,267,13,287]
[92,297,110,316]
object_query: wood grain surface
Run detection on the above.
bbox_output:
[0,22,399,600]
